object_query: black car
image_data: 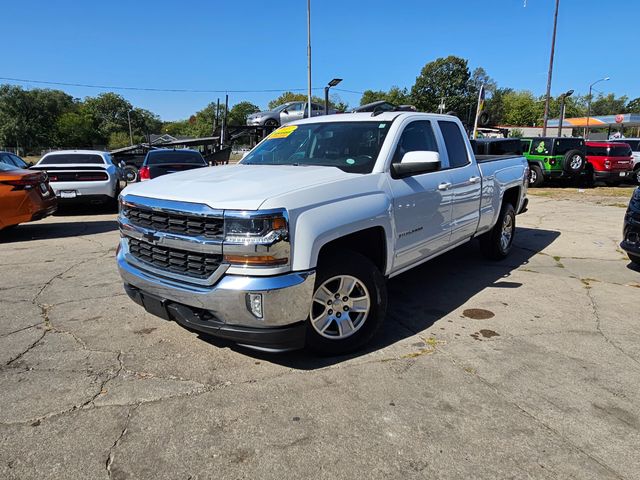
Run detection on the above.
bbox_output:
[139,149,208,182]
[621,187,640,265]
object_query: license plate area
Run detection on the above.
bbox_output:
[140,293,171,320]
[59,190,77,198]
[619,172,627,177]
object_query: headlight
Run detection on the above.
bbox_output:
[223,210,290,267]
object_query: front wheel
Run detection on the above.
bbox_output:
[307,250,387,355]
[479,203,516,260]
[264,119,279,128]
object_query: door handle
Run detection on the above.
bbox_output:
[469,176,481,184]
[437,182,452,191]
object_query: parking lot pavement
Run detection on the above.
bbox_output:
[0,192,638,479]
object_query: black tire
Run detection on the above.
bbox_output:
[529,164,544,188]
[629,253,640,265]
[264,119,279,128]
[123,165,138,183]
[306,250,387,356]
[563,149,586,175]
[478,112,491,127]
[634,166,640,185]
[479,202,516,260]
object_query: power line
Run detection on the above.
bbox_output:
[0,76,364,95]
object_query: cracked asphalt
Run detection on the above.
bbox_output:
[1,191,639,479]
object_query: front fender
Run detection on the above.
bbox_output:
[291,193,393,273]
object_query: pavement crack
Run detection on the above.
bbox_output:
[106,404,138,478]
[0,321,44,338]
[443,351,625,479]
[586,284,640,368]
[5,329,47,366]
[83,351,125,408]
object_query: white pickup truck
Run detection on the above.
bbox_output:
[117,112,528,354]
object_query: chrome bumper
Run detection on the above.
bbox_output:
[117,240,315,329]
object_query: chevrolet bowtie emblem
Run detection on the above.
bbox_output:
[143,231,160,244]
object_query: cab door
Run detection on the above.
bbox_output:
[438,120,483,243]
[388,120,453,273]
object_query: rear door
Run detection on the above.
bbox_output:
[387,120,453,272]
[438,120,482,243]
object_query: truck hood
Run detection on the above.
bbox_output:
[121,164,352,210]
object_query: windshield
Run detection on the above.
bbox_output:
[145,150,206,165]
[40,154,105,165]
[272,103,294,113]
[241,121,393,173]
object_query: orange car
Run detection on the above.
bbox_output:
[0,153,57,230]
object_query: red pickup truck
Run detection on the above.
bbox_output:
[586,141,634,185]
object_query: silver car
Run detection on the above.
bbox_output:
[246,101,337,127]
[30,150,124,205]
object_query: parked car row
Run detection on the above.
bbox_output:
[475,137,639,187]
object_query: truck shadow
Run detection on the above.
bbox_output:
[0,218,117,243]
[198,226,560,369]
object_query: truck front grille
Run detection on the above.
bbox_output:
[124,205,224,239]
[128,237,222,279]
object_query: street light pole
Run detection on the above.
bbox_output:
[306,0,312,118]
[542,0,560,136]
[557,89,573,137]
[586,77,610,139]
[324,78,342,115]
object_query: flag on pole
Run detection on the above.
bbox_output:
[472,84,486,139]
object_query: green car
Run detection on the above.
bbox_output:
[521,137,587,187]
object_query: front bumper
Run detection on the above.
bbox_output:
[117,242,315,330]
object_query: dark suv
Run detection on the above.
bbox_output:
[138,149,208,182]
[521,137,587,187]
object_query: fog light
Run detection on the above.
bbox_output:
[246,293,263,319]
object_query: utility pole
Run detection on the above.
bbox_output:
[307,0,312,118]
[586,77,609,139]
[127,110,134,146]
[542,0,560,136]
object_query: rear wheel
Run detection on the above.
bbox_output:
[528,164,544,187]
[123,165,138,183]
[306,250,387,355]
[480,202,516,260]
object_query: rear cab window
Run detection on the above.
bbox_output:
[145,151,206,165]
[554,138,584,155]
[438,121,469,168]
[40,154,105,165]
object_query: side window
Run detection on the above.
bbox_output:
[312,103,324,111]
[438,121,469,168]
[0,153,14,166]
[392,121,439,164]
[288,102,304,112]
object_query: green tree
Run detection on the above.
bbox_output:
[82,92,134,144]
[501,90,542,126]
[410,56,472,115]
[359,86,410,106]
[627,97,640,113]
[589,93,628,116]
[228,101,260,126]
[107,131,132,150]
[55,110,95,148]
[0,86,75,151]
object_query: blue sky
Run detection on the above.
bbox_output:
[3,0,638,120]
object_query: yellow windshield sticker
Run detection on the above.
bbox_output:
[269,125,298,139]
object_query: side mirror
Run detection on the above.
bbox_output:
[391,151,441,179]
[282,109,289,114]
